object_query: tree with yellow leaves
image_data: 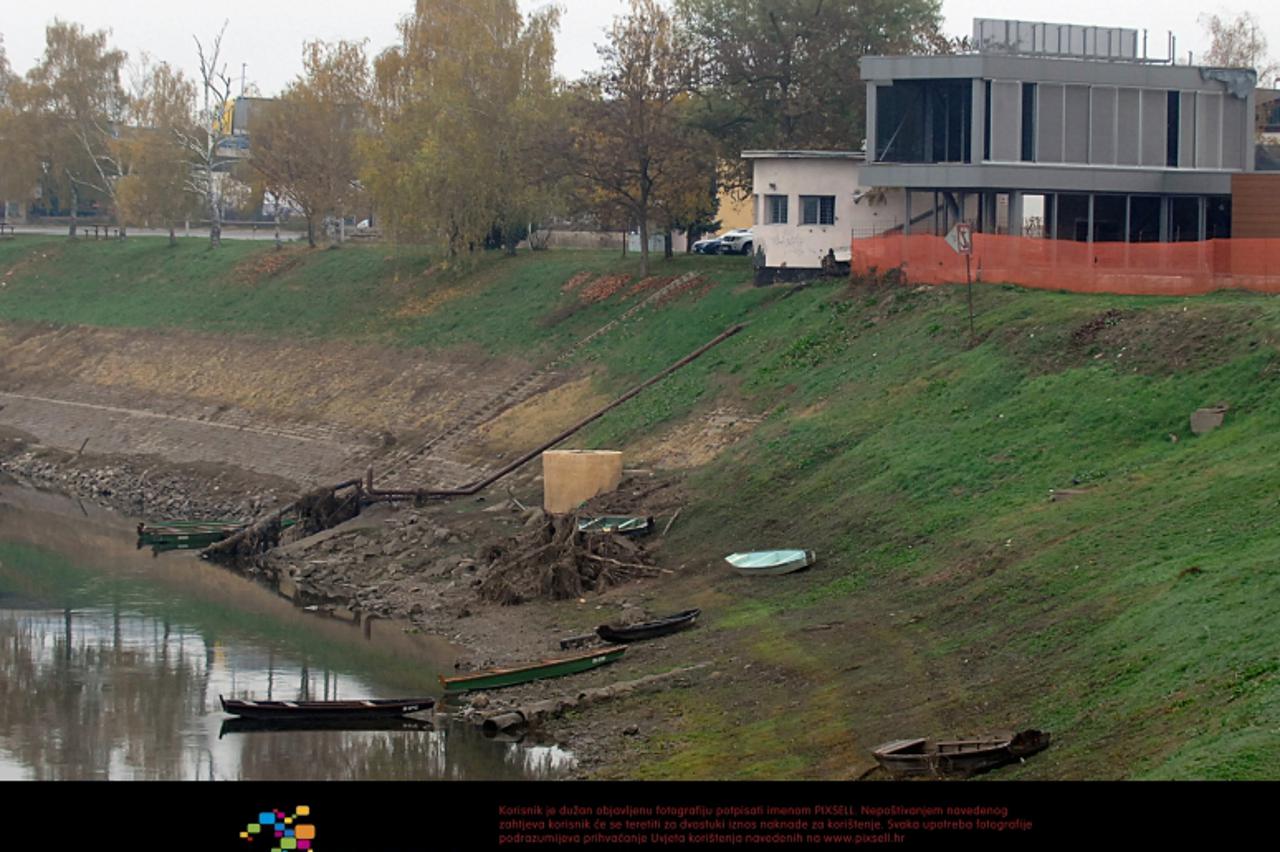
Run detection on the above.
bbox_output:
[248,40,370,248]
[362,0,563,256]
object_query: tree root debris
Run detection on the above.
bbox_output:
[477,513,659,605]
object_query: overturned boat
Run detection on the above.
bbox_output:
[725,549,815,576]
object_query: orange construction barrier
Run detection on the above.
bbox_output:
[850,234,1280,296]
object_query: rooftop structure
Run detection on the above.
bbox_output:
[859,19,1257,242]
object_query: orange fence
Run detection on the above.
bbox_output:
[850,234,1280,296]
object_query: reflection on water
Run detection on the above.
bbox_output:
[0,482,575,780]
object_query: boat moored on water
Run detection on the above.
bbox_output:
[218,695,435,720]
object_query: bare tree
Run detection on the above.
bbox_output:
[174,21,237,247]
[1201,12,1278,81]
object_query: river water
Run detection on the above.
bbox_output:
[0,479,574,780]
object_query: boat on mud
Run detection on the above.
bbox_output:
[439,647,626,693]
[576,515,655,536]
[596,609,701,644]
[725,549,816,576]
[219,695,435,720]
[871,729,1051,778]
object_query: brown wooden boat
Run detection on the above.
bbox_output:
[871,729,1051,778]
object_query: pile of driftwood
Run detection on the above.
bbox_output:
[478,513,659,605]
[294,486,361,536]
[204,481,362,562]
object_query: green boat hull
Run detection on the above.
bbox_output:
[440,648,626,693]
[137,518,296,550]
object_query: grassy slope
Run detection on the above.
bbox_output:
[1,235,1277,779]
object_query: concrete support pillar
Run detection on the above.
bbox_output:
[1009,191,1024,237]
[1124,195,1132,243]
[866,82,878,162]
[1086,194,1095,244]
[1197,197,1207,241]
[1159,197,1171,242]
[971,79,987,164]
[904,191,912,235]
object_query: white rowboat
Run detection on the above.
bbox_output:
[725,549,816,576]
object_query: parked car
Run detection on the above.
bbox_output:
[692,234,723,254]
[718,228,754,255]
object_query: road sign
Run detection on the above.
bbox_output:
[945,222,973,255]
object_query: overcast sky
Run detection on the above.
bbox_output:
[2,1,1277,94]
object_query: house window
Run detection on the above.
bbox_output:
[800,195,835,226]
[765,194,788,224]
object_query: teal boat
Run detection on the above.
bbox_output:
[136,518,296,552]
[576,515,654,536]
[439,647,626,693]
[725,549,816,576]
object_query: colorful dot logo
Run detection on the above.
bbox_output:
[239,806,315,851]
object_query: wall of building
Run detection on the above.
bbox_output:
[1232,174,1280,238]
[717,190,753,231]
[750,158,906,270]
[864,55,1255,178]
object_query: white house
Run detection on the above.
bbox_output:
[743,150,906,283]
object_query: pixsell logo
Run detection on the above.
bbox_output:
[239,806,317,851]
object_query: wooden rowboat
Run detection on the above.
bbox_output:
[596,609,701,644]
[871,729,1051,778]
[219,716,436,738]
[439,647,626,693]
[725,549,815,576]
[219,695,434,720]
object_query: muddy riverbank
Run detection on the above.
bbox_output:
[0,430,718,779]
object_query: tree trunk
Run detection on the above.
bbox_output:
[168,225,177,248]
[306,217,316,248]
[664,231,673,260]
[639,217,650,277]
[68,186,78,239]
[274,211,282,250]
[208,179,221,248]
[621,230,627,257]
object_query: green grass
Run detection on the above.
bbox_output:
[3,234,1280,778]
[0,235,753,359]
